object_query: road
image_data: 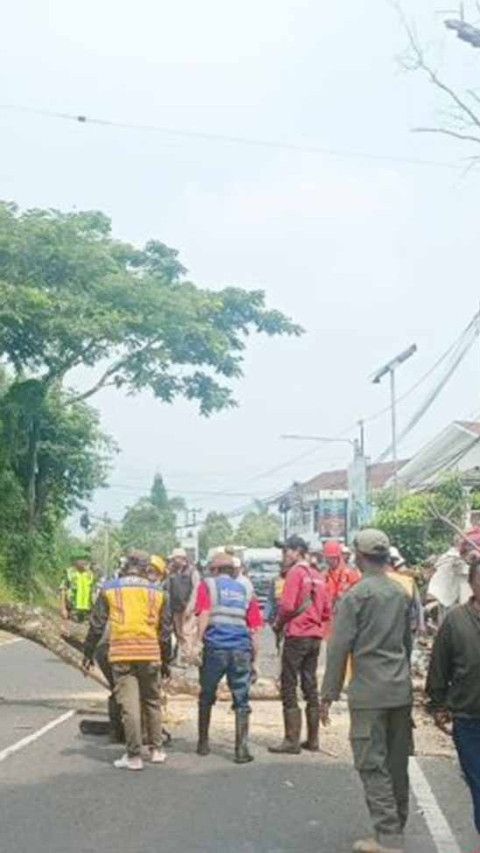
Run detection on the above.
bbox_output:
[0,638,477,853]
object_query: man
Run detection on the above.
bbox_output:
[324,540,361,611]
[167,547,200,666]
[61,559,95,623]
[83,550,172,771]
[269,535,331,755]
[426,555,480,838]
[427,533,473,623]
[195,552,263,764]
[387,547,425,637]
[320,529,413,853]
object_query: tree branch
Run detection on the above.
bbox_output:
[413,127,480,144]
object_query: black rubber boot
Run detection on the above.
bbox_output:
[268,708,302,755]
[234,711,254,765]
[301,706,320,752]
[197,705,212,756]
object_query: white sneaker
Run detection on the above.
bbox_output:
[150,748,167,764]
[113,753,144,771]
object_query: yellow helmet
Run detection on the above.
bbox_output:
[150,555,167,577]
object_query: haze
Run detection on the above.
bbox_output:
[2,0,479,522]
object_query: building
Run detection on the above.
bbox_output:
[393,421,480,491]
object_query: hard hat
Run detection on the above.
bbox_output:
[150,555,167,577]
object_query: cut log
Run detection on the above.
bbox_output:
[0,603,109,689]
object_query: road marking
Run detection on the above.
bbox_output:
[0,710,75,764]
[410,756,462,853]
[0,637,23,648]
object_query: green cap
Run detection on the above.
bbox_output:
[354,528,390,557]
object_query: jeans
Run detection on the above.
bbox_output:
[453,716,480,834]
[199,646,252,712]
[281,637,321,710]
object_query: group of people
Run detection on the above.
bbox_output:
[77,528,480,853]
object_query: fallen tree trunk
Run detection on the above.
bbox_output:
[0,604,281,700]
[0,603,109,689]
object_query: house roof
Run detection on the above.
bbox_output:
[301,460,408,494]
[456,420,480,438]
[395,420,480,489]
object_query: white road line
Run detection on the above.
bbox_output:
[410,756,462,853]
[0,710,75,764]
[0,637,23,648]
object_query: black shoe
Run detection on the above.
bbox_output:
[197,705,212,756]
[268,708,302,755]
[234,711,254,764]
[301,706,320,752]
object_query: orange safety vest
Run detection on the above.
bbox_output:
[103,576,165,663]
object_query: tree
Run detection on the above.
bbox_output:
[198,512,234,559]
[0,204,301,415]
[371,474,466,564]
[0,378,111,588]
[121,499,177,557]
[150,474,169,511]
[396,3,480,161]
[235,506,282,547]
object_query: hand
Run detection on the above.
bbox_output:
[319,699,332,727]
[161,662,171,680]
[434,709,453,736]
[81,657,93,677]
[251,666,259,685]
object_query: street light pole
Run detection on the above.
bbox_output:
[372,343,417,493]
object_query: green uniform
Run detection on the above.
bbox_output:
[321,570,413,848]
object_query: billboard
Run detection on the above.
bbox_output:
[314,498,347,539]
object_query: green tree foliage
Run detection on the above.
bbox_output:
[0,203,301,415]
[198,512,234,559]
[0,377,111,588]
[234,506,281,547]
[371,474,466,564]
[120,475,183,557]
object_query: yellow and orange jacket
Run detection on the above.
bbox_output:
[84,575,171,664]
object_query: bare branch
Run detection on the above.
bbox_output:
[413,126,480,143]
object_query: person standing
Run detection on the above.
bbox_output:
[167,548,200,666]
[195,552,263,764]
[324,540,361,611]
[320,529,413,853]
[269,535,331,755]
[83,550,172,771]
[426,555,480,839]
[61,559,95,623]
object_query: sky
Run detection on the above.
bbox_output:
[2,0,480,527]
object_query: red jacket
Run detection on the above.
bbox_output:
[277,561,331,639]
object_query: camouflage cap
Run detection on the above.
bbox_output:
[354,528,390,558]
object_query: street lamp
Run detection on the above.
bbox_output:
[371,344,417,489]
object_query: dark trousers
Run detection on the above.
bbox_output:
[199,646,252,712]
[453,716,480,834]
[280,637,321,711]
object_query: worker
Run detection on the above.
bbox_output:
[61,559,95,623]
[324,540,361,611]
[269,535,331,756]
[427,532,474,623]
[387,546,425,636]
[195,552,263,764]
[167,547,200,666]
[83,549,172,771]
[320,529,413,853]
[148,554,168,586]
[426,553,480,838]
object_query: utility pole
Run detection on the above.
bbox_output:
[372,344,417,493]
[103,513,110,577]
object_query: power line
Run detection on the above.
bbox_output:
[0,103,461,171]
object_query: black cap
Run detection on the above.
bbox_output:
[274,535,309,552]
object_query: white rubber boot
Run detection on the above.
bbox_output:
[113,753,144,771]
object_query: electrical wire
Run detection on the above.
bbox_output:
[0,103,461,171]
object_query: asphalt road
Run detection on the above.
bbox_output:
[0,639,478,853]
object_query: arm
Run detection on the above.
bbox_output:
[276,567,301,626]
[321,595,357,704]
[159,592,173,666]
[426,618,454,711]
[83,594,109,665]
[194,580,211,643]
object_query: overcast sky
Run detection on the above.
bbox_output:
[3,0,480,525]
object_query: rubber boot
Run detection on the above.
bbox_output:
[301,706,320,752]
[234,711,254,765]
[268,708,302,755]
[197,705,212,756]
